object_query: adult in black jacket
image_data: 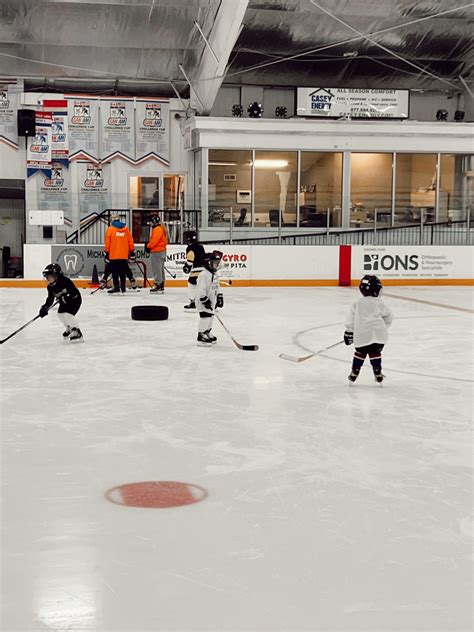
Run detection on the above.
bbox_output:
[183,232,206,310]
[39,263,84,342]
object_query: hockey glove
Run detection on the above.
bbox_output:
[344,330,354,345]
[39,305,49,318]
[144,244,151,254]
[104,252,110,264]
[201,297,213,310]
[183,263,192,274]
[129,250,136,262]
[216,293,224,309]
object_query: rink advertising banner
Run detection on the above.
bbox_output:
[135,99,170,165]
[35,164,71,217]
[100,98,134,162]
[296,87,409,119]
[67,97,99,161]
[27,112,52,177]
[0,78,22,148]
[353,246,474,281]
[50,112,69,164]
[51,244,152,278]
[77,161,111,216]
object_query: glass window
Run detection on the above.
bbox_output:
[254,151,297,227]
[350,153,393,228]
[208,150,252,227]
[193,150,202,212]
[395,153,437,225]
[439,154,474,222]
[300,152,342,227]
[129,176,160,242]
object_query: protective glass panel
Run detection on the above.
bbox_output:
[300,152,342,227]
[351,153,393,228]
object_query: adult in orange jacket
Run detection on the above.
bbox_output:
[104,215,135,294]
[145,215,168,293]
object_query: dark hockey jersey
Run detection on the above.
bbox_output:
[185,242,206,268]
[44,274,82,309]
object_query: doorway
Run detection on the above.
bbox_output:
[0,179,25,277]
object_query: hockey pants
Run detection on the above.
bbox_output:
[352,343,384,374]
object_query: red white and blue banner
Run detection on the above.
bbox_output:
[0,78,22,148]
[67,96,100,162]
[51,112,69,165]
[135,99,170,165]
[27,112,52,177]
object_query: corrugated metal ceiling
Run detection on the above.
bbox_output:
[0,0,471,97]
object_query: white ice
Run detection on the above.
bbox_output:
[0,285,473,632]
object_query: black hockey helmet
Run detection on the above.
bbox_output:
[149,214,161,227]
[185,230,197,244]
[42,263,61,281]
[203,250,223,273]
[359,274,383,297]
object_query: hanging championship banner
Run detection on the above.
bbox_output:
[51,112,69,165]
[36,163,71,217]
[100,98,134,162]
[77,161,111,217]
[67,97,99,161]
[135,99,170,165]
[27,112,52,177]
[0,79,22,148]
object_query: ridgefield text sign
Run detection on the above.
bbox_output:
[296,88,409,119]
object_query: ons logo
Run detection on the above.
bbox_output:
[364,253,419,271]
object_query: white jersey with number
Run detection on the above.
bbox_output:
[196,268,220,313]
[345,296,393,347]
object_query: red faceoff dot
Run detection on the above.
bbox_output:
[105,481,208,509]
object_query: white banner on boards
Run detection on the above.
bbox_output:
[296,87,409,119]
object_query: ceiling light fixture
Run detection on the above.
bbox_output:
[436,109,449,121]
[250,159,289,169]
[248,101,264,118]
[232,104,243,117]
[275,106,288,118]
[454,110,465,122]
[208,161,237,166]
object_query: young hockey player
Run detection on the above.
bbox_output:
[104,214,135,294]
[196,251,223,346]
[144,215,168,293]
[183,231,206,310]
[39,263,83,342]
[100,253,137,290]
[344,275,393,384]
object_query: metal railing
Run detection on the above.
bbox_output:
[66,209,201,244]
[203,219,472,247]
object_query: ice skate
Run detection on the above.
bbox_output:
[107,287,120,294]
[374,372,385,385]
[197,332,213,347]
[150,284,159,293]
[348,371,359,384]
[130,279,137,290]
[184,300,196,310]
[62,326,71,339]
[99,279,108,289]
[205,329,217,344]
[69,328,84,343]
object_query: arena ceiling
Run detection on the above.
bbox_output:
[0,0,472,112]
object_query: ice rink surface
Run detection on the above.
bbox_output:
[0,284,473,632]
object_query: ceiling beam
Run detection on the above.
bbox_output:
[187,0,249,115]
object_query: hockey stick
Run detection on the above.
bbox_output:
[0,300,60,345]
[90,279,109,295]
[164,265,177,279]
[215,313,259,351]
[279,340,344,363]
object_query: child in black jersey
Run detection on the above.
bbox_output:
[39,263,83,342]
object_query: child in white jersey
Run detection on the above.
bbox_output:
[344,275,393,384]
[196,251,223,346]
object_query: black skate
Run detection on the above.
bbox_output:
[130,279,137,290]
[108,287,120,294]
[197,332,213,347]
[348,371,359,384]
[69,328,84,343]
[62,326,71,339]
[150,284,159,293]
[374,372,385,385]
[205,329,217,344]
[184,300,196,310]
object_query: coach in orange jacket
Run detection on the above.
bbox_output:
[104,214,135,294]
[145,215,168,293]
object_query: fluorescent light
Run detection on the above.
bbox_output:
[251,159,289,169]
[209,161,237,166]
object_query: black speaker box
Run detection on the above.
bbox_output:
[17,109,36,137]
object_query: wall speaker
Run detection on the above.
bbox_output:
[17,109,36,137]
